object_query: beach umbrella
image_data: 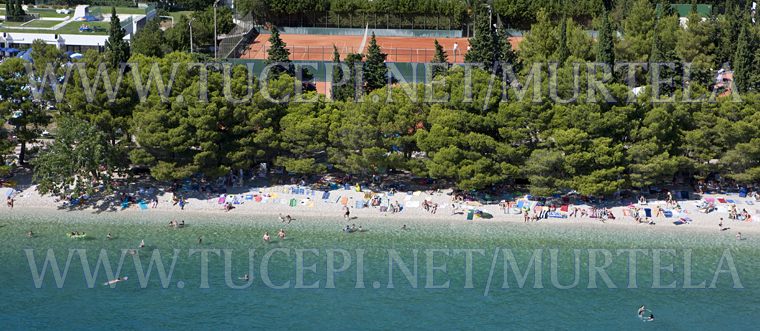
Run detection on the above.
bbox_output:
[5,48,19,53]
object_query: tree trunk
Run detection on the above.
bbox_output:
[19,141,26,165]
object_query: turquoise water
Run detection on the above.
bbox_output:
[1,212,759,330]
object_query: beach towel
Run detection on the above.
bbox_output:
[644,208,652,217]
[307,201,315,208]
[560,205,569,212]
[138,201,148,210]
[255,196,262,202]
[321,191,330,200]
[406,201,420,208]
[289,198,297,207]
[516,200,525,209]
[746,200,755,205]
[121,200,129,209]
[340,196,349,206]
[466,210,474,220]
[548,212,566,218]
[663,210,673,218]
[623,209,631,217]
[245,194,253,200]
[704,197,715,203]
[217,196,226,204]
[355,200,365,209]
[717,198,727,204]
[726,199,736,204]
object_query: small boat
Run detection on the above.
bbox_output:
[66,232,87,239]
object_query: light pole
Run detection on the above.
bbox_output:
[214,0,220,59]
[188,17,195,54]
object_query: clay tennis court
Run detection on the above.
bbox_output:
[241,33,522,63]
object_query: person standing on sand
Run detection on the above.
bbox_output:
[343,206,350,220]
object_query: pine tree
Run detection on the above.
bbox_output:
[331,45,347,100]
[6,0,12,19]
[13,0,23,17]
[266,27,292,75]
[596,12,615,72]
[496,27,517,67]
[658,0,675,17]
[431,39,449,77]
[465,3,495,65]
[363,32,387,92]
[105,7,130,68]
[266,27,291,64]
[733,22,754,92]
[556,16,569,63]
[344,53,364,101]
[719,1,741,65]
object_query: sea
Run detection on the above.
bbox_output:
[1,212,758,330]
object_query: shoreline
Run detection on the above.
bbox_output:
[3,184,759,236]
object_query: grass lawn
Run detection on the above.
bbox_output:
[0,21,110,35]
[26,8,72,19]
[57,21,110,34]
[93,6,146,15]
[21,20,62,28]
[0,21,27,27]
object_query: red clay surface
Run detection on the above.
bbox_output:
[241,33,523,63]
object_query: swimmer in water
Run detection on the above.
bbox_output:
[278,229,286,240]
[106,233,112,240]
[736,232,743,240]
[647,314,654,321]
[104,276,128,286]
[285,215,292,224]
[638,305,646,316]
[241,274,250,281]
[198,236,203,244]
[263,232,270,242]
[27,231,34,238]
[139,239,145,248]
[401,224,408,230]
[279,213,286,223]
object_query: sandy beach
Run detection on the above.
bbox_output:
[3,184,759,235]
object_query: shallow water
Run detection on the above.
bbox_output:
[1,212,758,330]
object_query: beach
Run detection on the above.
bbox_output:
[3,183,759,235]
[1,195,759,330]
